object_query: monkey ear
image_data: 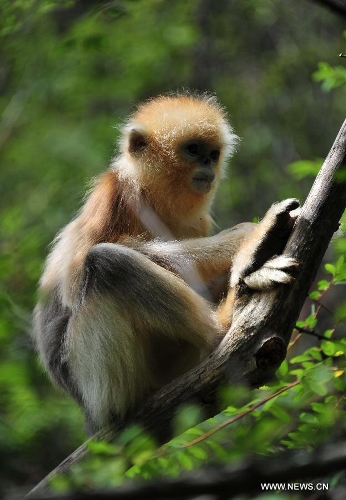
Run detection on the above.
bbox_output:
[128,129,148,154]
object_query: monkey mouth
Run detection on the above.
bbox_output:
[191,179,213,194]
[191,171,215,194]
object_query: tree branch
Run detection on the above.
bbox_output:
[311,0,346,17]
[27,119,346,497]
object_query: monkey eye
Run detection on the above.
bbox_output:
[210,150,220,161]
[187,143,199,155]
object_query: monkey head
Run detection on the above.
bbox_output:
[115,94,239,231]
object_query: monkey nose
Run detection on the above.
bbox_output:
[203,158,212,166]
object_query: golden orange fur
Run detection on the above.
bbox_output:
[34,93,297,431]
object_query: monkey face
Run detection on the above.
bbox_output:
[179,138,221,194]
[121,93,239,212]
[126,128,222,196]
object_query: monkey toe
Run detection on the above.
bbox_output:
[243,255,297,290]
[278,198,300,213]
[244,267,294,290]
[272,198,300,218]
[264,255,298,270]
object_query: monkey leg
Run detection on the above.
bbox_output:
[230,198,299,288]
[66,243,224,429]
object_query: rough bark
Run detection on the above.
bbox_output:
[27,119,346,498]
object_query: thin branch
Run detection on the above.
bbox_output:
[294,325,334,341]
[180,379,300,449]
[149,380,300,463]
[27,443,346,500]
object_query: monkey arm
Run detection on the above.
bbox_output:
[134,222,257,284]
[119,199,299,292]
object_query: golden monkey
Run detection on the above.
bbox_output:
[33,93,298,432]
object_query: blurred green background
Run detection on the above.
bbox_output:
[1,0,345,495]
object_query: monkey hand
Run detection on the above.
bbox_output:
[230,198,300,290]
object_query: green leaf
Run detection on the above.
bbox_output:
[321,340,337,357]
[310,402,326,413]
[317,280,330,291]
[305,315,318,329]
[290,353,312,364]
[336,255,345,271]
[126,464,143,479]
[309,349,323,361]
[173,405,202,436]
[300,412,318,424]
[325,263,336,277]
[50,475,71,493]
[188,446,208,460]
[176,451,194,470]
[323,329,334,339]
[268,405,291,424]
[310,383,328,396]
[207,440,228,459]
[277,360,288,376]
[118,425,143,446]
[87,441,118,456]
[313,62,346,91]
[288,159,323,180]
[302,361,316,370]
